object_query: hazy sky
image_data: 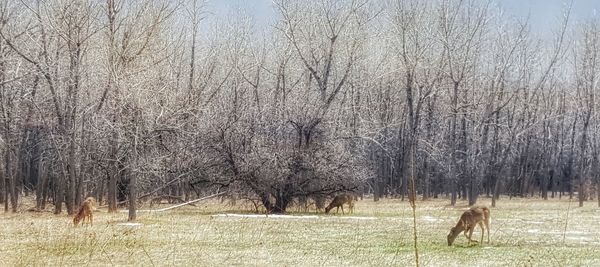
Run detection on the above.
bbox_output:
[208,0,600,35]
[501,0,600,33]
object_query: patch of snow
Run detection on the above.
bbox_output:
[211,214,377,220]
[324,216,377,220]
[527,229,540,233]
[120,209,155,213]
[212,214,319,219]
[116,223,143,227]
[565,231,587,235]
[422,216,439,222]
[565,236,593,241]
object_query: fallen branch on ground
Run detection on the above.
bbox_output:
[120,191,226,213]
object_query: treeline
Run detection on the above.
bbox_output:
[0,0,598,216]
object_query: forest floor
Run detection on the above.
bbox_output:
[1,197,599,266]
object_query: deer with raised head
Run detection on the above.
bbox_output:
[325,194,354,214]
[447,206,490,246]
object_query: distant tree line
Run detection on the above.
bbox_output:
[0,0,598,215]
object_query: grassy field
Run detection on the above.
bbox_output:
[0,197,599,266]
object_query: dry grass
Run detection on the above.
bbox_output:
[1,197,599,266]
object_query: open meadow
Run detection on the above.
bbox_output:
[1,197,599,266]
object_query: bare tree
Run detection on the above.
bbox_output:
[0,0,599,216]
[574,19,599,207]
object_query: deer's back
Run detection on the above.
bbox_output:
[470,206,489,219]
[332,194,353,205]
[461,208,485,226]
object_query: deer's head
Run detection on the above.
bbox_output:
[447,227,459,246]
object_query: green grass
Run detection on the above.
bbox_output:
[1,197,599,266]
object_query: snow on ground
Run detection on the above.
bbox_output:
[116,222,143,227]
[211,213,377,220]
[422,215,440,222]
[330,216,377,220]
[212,214,319,219]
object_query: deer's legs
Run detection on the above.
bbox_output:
[478,222,485,244]
[463,229,476,244]
[484,219,490,243]
[468,227,474,245]
[466,227,478,245]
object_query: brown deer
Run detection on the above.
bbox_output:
[325,194,354,214]
[447,206,490,246]
[73,197,96,227]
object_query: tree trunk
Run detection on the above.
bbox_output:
[541,172,548,200]
[2,163,7,211]
[54,176,64,214]
[578,177,585,207]
[65,136,76,215]
[41,167,50,210]
[373,178,380,202]
[260,193,274,213]
[468,177,478,206]
[597,183,600,207]
[128,119,139,221]
[422,161,430,201]
[35,160,46,210]
[1,169,4,209]
[3,131,17,213]
[8,159,17,213]
[128,170,136,221]
[273,194,291,214]
[108,124,119,212]
[450,178,457,206]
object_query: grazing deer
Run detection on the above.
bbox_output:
[73,197,96,227]
[447,206,490,246]
[325,194,354,214]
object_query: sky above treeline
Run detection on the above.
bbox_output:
[208,0,600,36]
